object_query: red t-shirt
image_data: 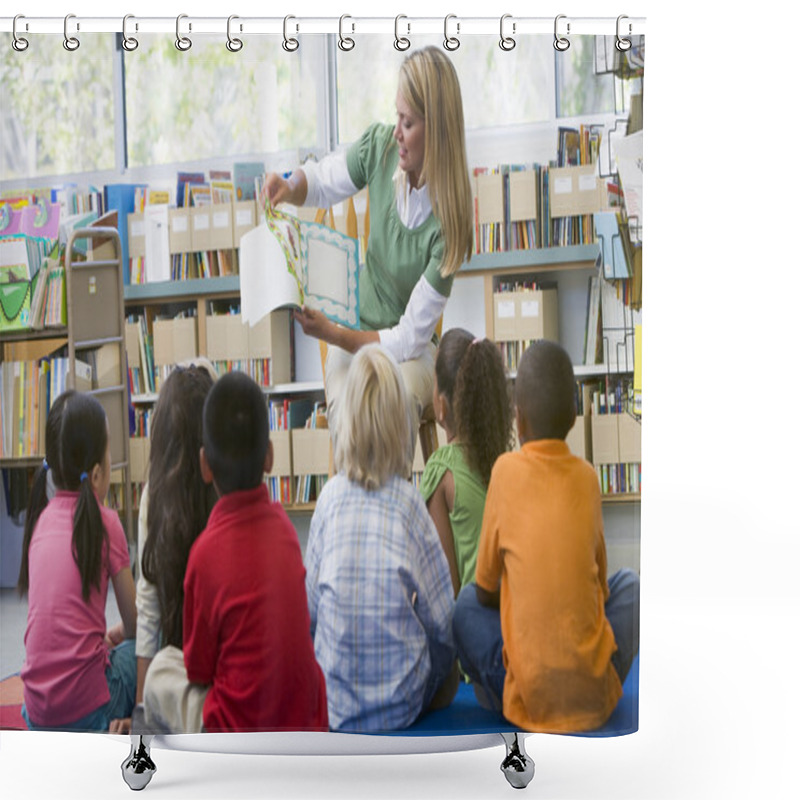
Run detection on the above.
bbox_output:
[183,484,328,732]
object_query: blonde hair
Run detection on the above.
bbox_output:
[398,46,473,277]
[334,345,413,490]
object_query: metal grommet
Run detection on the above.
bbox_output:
[394,14,410,51]
[175,14,192,51]
[443,14,460,52]
[122,14,139,52]
[615,15,632,52]
[63,13,80,51]
[12,14,29,52]
[499,14,516,51]
[553,14,570,51]
[338,15,355,51]
[226,15,243,52]
[283,15,299,52]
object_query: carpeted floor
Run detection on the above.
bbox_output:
[0,654,638,736]
[0,673,25,730]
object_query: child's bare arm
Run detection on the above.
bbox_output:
[475,582,500,609]
[426,472,460,596]
[111,566,137,640]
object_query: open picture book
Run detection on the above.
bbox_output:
[239,199,360,330]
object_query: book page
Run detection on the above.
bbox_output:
[239,222,302,327]
[300,220,360,329]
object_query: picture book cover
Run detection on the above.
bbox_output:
[239,197,360,330]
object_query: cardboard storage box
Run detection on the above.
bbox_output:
[590,414,620,465]
[129,437,151,484]
[205,309,291,385]
[270,429,292,479]
[291,428,330,477]
[153,317,198,367]
[493,288,558,343]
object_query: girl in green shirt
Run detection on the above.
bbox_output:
[420,328,514,596]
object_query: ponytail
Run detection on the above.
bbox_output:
[73,469,106,602]
[58,392,109,602]
[435,329,513,487]
[453,339,514,487]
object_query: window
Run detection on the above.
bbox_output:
[0,35,117,181]
[336,35,554,147]
[124,35,327,168]
[556,36,632,117]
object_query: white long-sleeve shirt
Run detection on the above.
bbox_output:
[302,153,447,362]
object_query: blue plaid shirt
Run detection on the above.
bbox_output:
[305,474,456,732]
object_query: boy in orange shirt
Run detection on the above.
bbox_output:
[453,340,639,733]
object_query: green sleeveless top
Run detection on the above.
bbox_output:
[419,442,486,589]
[346,123,454,332]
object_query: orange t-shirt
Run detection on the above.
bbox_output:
[475,439,621,733]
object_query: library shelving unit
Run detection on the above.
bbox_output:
[121,237,641,506]
[65,227,134,539]
[458,243,641,504]
[123,275,328,514]
[0,227,134,540]
[0,328,69,470]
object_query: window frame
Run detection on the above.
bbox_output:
[0,33,629,191]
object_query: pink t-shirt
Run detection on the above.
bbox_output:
[21,491,130,727]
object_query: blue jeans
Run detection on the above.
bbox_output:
[22,638,136,731]
[453,569,640,713]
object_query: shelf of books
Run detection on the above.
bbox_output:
[268,393,329,512]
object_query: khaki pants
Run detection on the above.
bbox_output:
[142,645,209,734]
[324,341,436,447]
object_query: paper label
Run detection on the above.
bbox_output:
[172,216,188,233]
[521,300,540,318]
[213,211,230,228]
[236,209,253,226]
[193,214,209,231]
[579,174,597,192]
[497,300,515,319]
[131,220,145,238]
[553,177,572,195]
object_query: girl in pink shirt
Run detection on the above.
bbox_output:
[17,390,137,731]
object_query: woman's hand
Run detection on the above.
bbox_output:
[259,171,309,210]
[259,173,289,210]
[294,306,335,344]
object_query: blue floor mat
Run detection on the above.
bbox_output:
[400,653,639,738]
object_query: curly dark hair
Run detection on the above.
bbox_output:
[436,328,513,487]
[141,365,217,649]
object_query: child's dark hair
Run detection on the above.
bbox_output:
[515,340,576,440]
[17,389,73,596]
[19,391,109,602]
[141,364,217,649]
[203,370,269,495]
[436,328,513,486]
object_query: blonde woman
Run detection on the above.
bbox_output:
[262,46,473,437]
[304,345,458,732]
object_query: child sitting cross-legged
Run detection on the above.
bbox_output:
[305,344,458,732]
[419,328,513,596]
[19,390,137,732]
[143,370,328,733]
[453,340,640,733]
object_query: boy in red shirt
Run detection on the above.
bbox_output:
[144,371,327,732]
